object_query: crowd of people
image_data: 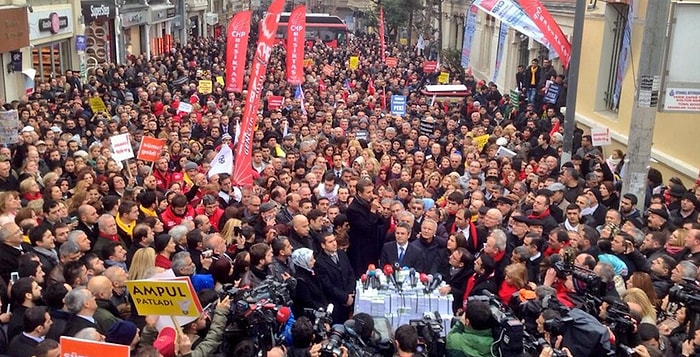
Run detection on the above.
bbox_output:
[0,21,699,357]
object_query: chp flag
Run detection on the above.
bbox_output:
[519,0,572,68]
[225,11,252,93]
[286,5,306,85]
[208,143,234,178]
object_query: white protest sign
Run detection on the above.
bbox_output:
[110,133,135,161]
[590,127,611,146]
[178,102,193,113]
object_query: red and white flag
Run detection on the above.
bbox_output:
[519,0,572,68]
[286,5,306,85]
[225,11,252,93]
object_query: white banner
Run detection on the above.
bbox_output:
[110,133,135,161]
[208,144,234,178]
[461,5,479,68]
[591,127,612,146]
[473,0,550,48]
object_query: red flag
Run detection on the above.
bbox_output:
[225,11,252,93]
[232,0,285,186]
[286,5,306,85]
[319,80,326,94]
[368,78,376,96]
[519,0,571,68]
[379,7,386,63]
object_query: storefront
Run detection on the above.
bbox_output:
[82,0,116,68]
[185,0,208,38]
[0,6,30,101]
[205,12,220,39]
[28,6,74,82]
[147,4,176,58]
[118,5,148,63]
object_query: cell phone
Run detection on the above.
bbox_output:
[10,272,19,284]
[70,216,78,224]
[233,226,241,236]
[202,250,213,259]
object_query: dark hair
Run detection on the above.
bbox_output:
[210,258,233,284]
[42,199,60,214]
[43,283,69,309]
[170,194,188,208]
[18,260,41,279]
[102,195,120,212]
[28,225,51,247]
[622,193,638,205]
[23,306,49,333]
[249,243,270,268]
[101,241,121,260]
[351,313,375,341]
[63,260,86,286]
[465,301,494,330]
[271,236,289,256]
[11,277,35,305]
[138,190,157,207]
[291,316,314,348]
[394,324,418,353]
[33,339,60,357]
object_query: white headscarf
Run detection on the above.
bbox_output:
[291,248,315,273]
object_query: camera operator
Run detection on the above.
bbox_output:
[288,316,324,357]
[446,300,494,357]
[394,325,419,357]
[681,329,700,357]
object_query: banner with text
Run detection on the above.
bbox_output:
[493,22,508,82]
[390,95,407,116]
[126,278,203,317]
[232,0,285,186]
[613,0,633,108]
[110,134,134,162]
[520,0,572,68]
[225,11,252,93]
[61,337,129,357]
[461,5,479,68]
[473,0,551,49]
[137,137,166,162]
[286,5,306,85]
[379,7,386,63]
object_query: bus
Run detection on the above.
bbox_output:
[277,13,349,48]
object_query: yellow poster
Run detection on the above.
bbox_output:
[216,76,224,86]
[88,97,106,113]
[126,279,203,317]
[438,72,450,84]
[198,80,213,94]
[349,56,359,70]
[474,134,490,151]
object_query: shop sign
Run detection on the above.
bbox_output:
[167,8,176,18]
[29,8,73,41]
[82,1,116,23]
[75,35,87,52]
[120,12,146,27]
[39,13,69,34]
[0,7,29,53]
[150,6,174,23]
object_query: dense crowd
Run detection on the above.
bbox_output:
[0,21,700,357]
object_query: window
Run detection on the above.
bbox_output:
[597,2,629,112]
[32,41,71,82]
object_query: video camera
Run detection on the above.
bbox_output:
[550,251,605,315]
[409,312,445,357]
[305,304,334,342]
[469,291,524,357]
[668,278,700,312]
[321,320,393,357]
[523,331,568,357]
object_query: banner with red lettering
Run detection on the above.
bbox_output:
[232,0,285,186]
[379,7,386,63]
[225,11,252,93]
[286,5,306,85]
[519,0,571,68]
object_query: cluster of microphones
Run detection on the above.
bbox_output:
[360,263,443,294]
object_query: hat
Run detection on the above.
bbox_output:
[35,140,46,146]
[547,182,566,192]
[587,188,603,204]
[260,202,276,213]
[73,150,89,158]
[221,133,232,140]
[50,126,62,134]
[528,218,544,227]
[283,134,295,141]
[22,126,34,133]
[511,215,530,225]
[184,161,198,171]
[669,184,686,198]
[359,118,369,124]
[153,327,177,357]
[484,175,500,183]
[154,233,172,253]
[69,134,81,143]
[682,192,698,207]
[648,208,669,221]
[124,92,134,102]
[496,137,508,146]
[106,320,138,346]
[496,196,514,205]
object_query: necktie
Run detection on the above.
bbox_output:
[398,246,405,264]
[332,254,339,265]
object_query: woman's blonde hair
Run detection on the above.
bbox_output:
[220,218,243,245]
[669,228,688,248]
[19,178,36,194]
[505,263,528,289]
[622,287,657,322]
[129,247,157,280]
[0,191,19,214]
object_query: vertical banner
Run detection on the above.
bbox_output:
[225,11,252,93]
[613,0,633,108]
[379,7,386,63]
[461,4,478,68]
[232,0,285,186]
[519,0,572,68]
[493,22,508,82]
[286,5,306,85]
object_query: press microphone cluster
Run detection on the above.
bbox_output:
[420,273,443,293]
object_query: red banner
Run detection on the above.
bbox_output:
[286,5,306,85]
[423,61,438,73]
[268,96,284,110]
[519,0,571,68]
[232,0,285,186]
[385,57,397,67]
[379,7,386,63]
[225,11,252,93]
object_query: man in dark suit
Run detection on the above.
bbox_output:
[75,204,100,246]
[347,179,385,277]
[63,287,104,337]
[0,222,35,284]
[380,223,424,272]
[314,232,356,324]
[7,306,51,357]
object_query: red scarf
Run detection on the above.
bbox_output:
[462,271,495,310]
[528,208,551,220]
[22,192,42,201]
[451,220,479,251]
[99,231,120,243]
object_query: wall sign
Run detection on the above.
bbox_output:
[29,7,73,41]
[0,7,29,53]
[82,1,116,23]
[39,13,69,34]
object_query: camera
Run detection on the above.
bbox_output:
[305,304,334,342]
[469,291,524,357]
[320,320,391,357]
[523,331,567,357]
[668,279,700,311]
[409,312,445,357]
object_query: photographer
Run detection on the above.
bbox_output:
[394,325,419,357]
[446,300,494,357]
[288,317,322,357]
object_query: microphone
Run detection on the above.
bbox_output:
[428,273,443,292]
[392,262,401,283]
[361,274,369,290]
[409,268,417,288]
[326,303,334,315]
[383,264,398,290]
[419,273,430,286]
[373,268,383,289]
[276,306,291,324]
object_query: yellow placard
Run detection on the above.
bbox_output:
[438,72,450,84]
[303,58,315,67]
[198,80,213,94]
[216,76,224,86]
[399,38,408,45]
[126,279,203,317]
[474,134,490,151]
[88,97,106,113]
[349,56,359,70]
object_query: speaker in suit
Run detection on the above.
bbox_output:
[315,248,356,324]
[380,242,424,272]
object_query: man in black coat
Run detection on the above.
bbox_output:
[314,232,356,324]
[0,223,35,285]
[7,306,51,357]
[380,223,424,272]
[346,179,385,277]
[75,204,100,246]
[439,248,473,314]
[63,287,104,337]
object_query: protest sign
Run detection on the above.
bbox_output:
[591,127,611,146]
[126,278,202,317]
[390,95,407,116]
[385,57,397,67]
[110,134,134,162]
[268,96,284,110]
[322,64,334,76]
[61,336,130,357]
[423,61,437,73]
[438,72,450,84]
[137,137,166,162]
[178,102,193,113]
[474,134,490,151]
[349,56,359,69]
[216,76,225,86]
[198,80,213,94]
[89,97,106,113]
[0,110,19,144]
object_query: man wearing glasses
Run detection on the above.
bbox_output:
[0,222,35,284]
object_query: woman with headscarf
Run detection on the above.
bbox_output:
[290,248,328,318]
